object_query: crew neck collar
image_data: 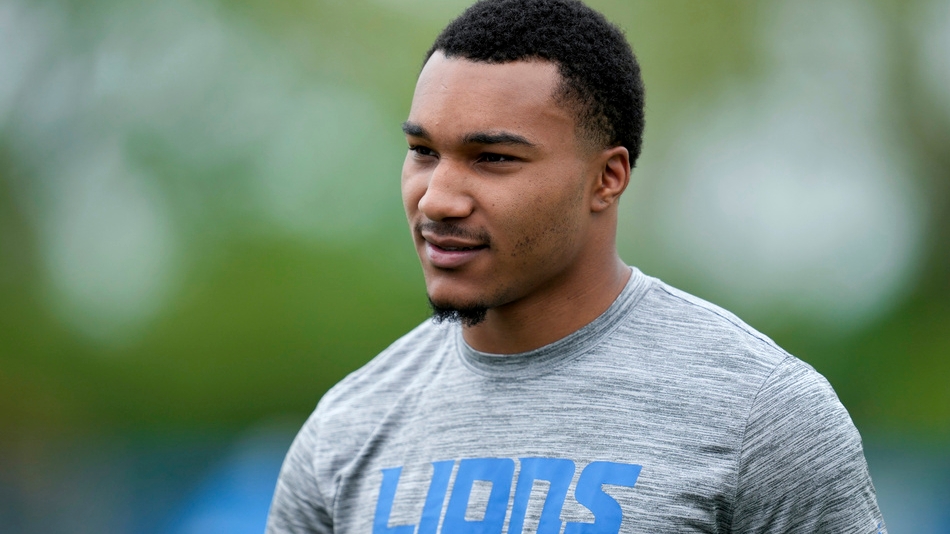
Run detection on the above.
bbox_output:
[455,267,652,378]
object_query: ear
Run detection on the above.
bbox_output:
[590,146,630,213]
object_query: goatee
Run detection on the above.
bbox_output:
[428,298,488,327]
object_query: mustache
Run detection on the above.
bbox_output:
[416,221,492,246]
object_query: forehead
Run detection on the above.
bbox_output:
[407,53,575,143]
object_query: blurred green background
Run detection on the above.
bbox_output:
[1,0,948,532]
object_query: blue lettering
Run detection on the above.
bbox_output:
[564,461,641,534]
[373,466,416,534]
[508,457,575,534]
[373,457,642,534]
[442,457,515,534]
[418,460,455,534]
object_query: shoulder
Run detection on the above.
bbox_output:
[740,355,862,475]
[620,277,793,392]
[317,318,452,418]
[303,318,454,448]
[731,356,883,530]
[635,278,861,452]
[292,318,454,469]
[641,279,787,361]
[617,276,862,449]
[628,279,883,529]
[635,280,849,434]
[268,319,456,531]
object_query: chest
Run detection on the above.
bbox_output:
[327,376,743,533]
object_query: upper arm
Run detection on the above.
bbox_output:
[732,358,885,533]
[266,415,334,534]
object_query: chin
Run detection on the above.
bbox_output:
[425,279,496,327]
[426,291,485,313]
[423,276,485,308]
[427,295,489,327]
[424,271,520,313]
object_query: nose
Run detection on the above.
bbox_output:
[417,159,475,221]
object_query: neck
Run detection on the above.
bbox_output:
[461,255,631,354]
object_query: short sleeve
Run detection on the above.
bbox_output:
[732,357,886,533]
[266,413,334,534]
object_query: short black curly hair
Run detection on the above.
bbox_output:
[426,0,645,166]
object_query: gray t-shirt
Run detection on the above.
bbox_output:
[267,268,885,533]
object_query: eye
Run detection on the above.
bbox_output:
[409,145,437,158]
[478,152,516,163]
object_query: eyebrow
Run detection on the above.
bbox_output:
[401,121,429,139]
[462,131,536,148]
[401,121,537,148]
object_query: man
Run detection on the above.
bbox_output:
[267,0,886,532]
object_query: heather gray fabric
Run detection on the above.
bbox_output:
[267,268,885,533]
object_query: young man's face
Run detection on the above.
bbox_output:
[401,52,603,319]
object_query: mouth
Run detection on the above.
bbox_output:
[416,222,492,269]
[422,236,488,269]
[432,244,486,252]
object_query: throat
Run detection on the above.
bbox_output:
[462,262,632,354]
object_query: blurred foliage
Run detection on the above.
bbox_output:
[0,0,948,445]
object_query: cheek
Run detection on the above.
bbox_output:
[505,182,586,260]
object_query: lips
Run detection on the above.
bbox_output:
[422,233,488,269]
[434,244,482,252]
